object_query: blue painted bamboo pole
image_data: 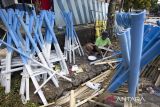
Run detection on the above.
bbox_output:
[128,11,146,97]
[0,9,27,64]
[33,17,44,50]
[45,11,54,44]
[117,31,130,68]
[28,14,34,55]
[144,24,150,33]
[38,12,45,45]
[144,24,152,36]
[25,12,31,56]
[42,10,69,74]
[143,27,160,54]
[17,11,57,75]
[7,9,13,53]
[108,11,146,97]
[116,12,131,28]
[125,28,131,55]
[141,39,160,68]
[109,64,124,85]
[43,11,58,44]
[10,9,25,54]
[16,14,41,54]
[0,39,72,82]
[16,12,56,73]
[107,69,129,92]
[15,10,25,46]
[108,38,160,92]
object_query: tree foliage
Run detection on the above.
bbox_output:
[150,0,159,15]
[123,0,151,12]
[107,0,153,36]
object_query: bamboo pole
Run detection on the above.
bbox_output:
[70,90,76,107]
[55,70,112,105]
[76,89,104,107]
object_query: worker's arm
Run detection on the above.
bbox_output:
[104,38,112,47]
[108,44,113,49]
[95,45,101,54]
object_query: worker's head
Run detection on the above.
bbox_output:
[101,31,109,40]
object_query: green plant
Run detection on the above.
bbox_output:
[0,74,38,107]
[150,0,159,15]
[123,0,151,12]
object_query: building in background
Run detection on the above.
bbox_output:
[0,0,108,27]
[1,0,18,7]
[54,0,109,27]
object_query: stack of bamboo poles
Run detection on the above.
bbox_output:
[0,9,71,105]
[40,69,115,107]
[141,56,160,85]
[40,66,145,107]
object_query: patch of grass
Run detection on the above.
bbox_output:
[0,74,38,107]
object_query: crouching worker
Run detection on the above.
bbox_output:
[84,31,112,56]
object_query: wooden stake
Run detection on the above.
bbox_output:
[55,70,112,105]
[45,70,113,106]
[76,89,104,107]
[81,70,111,86]
[94,60,121,65]
[70,90,76,107]
[155,74,160,87]
[124,101,132,107]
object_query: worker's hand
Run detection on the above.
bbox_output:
[91,43,96,46]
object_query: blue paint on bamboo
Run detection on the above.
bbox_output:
[129,11,146,97]
[0,9,28,64]
[108,11,146,97]
[117,31,130,68]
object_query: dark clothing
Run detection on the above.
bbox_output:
[33,0,52,10]
[18,0,31,4]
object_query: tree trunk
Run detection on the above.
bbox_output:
[107,0,116,36]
